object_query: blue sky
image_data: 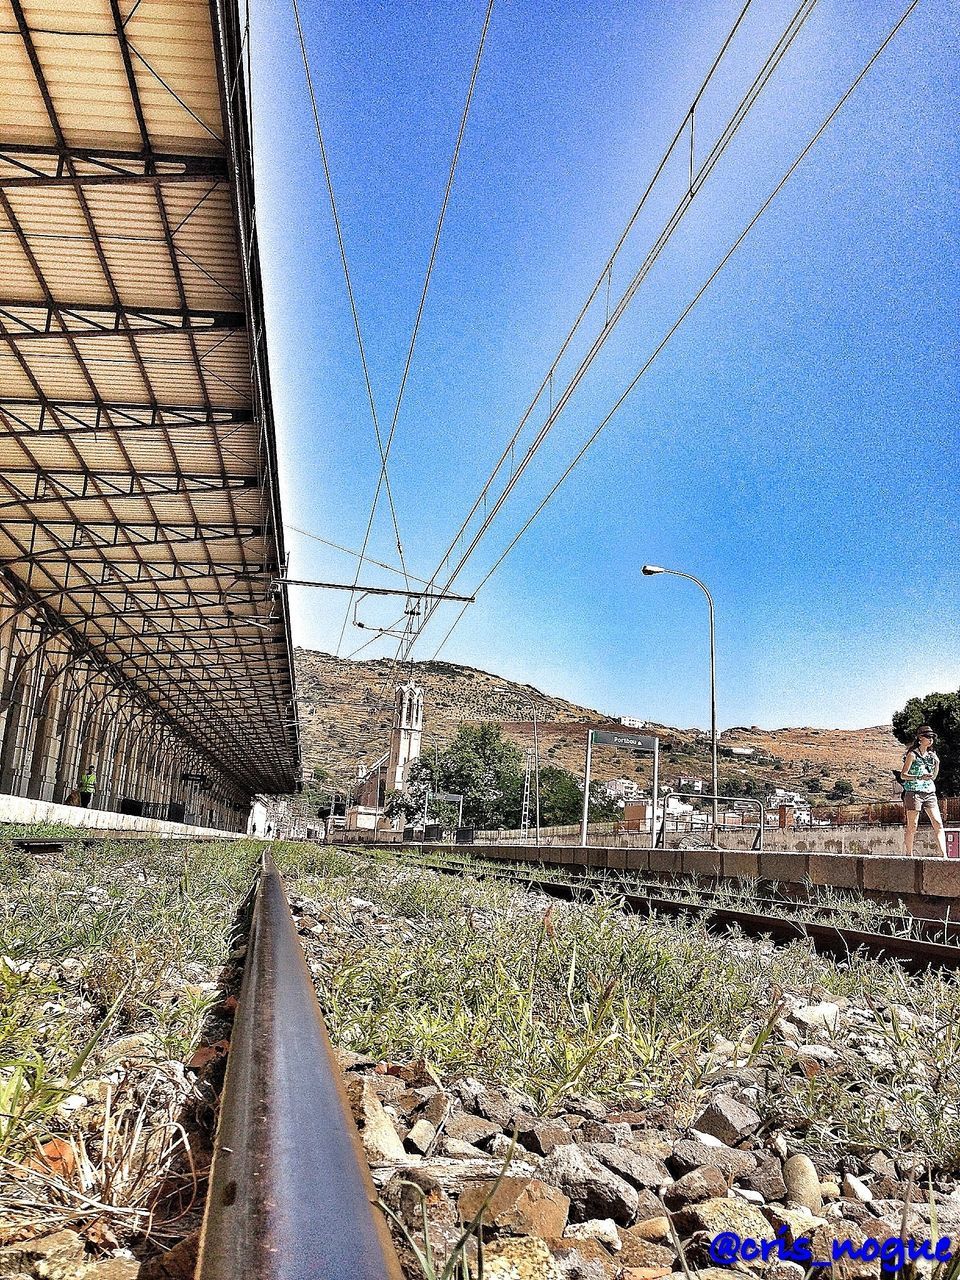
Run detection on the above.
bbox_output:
[248,0,958,731]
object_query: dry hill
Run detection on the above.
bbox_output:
[295,649,898,802]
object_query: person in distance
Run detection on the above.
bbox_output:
[901,725,946,858]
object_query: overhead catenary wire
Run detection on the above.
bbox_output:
[428,0,923,664]
[331,0,497,657]
[285,524,431,585]
[402,0,822,659]
[407,0,758,618]
[345,0,773,747]
[290,0,411,603]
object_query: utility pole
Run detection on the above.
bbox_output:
[520,748,533,842]
[642,565,719,837]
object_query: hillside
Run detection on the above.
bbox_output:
[294,649,898,802]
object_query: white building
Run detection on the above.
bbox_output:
[766,787,810,812]
[387,681,423,793]
[603,776,644,802]
[346,681,424,832]
[618,716,646,729]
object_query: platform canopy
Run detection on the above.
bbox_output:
[0,0,300,794]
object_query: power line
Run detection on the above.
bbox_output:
[290,0,411,604]
[404,0,821,658]
[410,0,757,614]
[331,0,497,657]
[285,523,430,585]
[429,0,923,663]
[344,616,407,660]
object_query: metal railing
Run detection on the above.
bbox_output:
[196,853,404,1280]
[654,792,766,851]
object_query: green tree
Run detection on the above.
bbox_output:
[537,765,583,825]
[893,690,960,796]
[413,724,524,829]
[384,789,419,824]
[587,781,622,823]
[828,778,854,800]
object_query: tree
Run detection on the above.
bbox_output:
[538,765,584,826]
[828,778,853,801]
[893,690,960,796]
[807,777,822,793]
[588,781,622,822]
[384,789,419,824]
[413,724,524,829]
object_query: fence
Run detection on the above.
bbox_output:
[809,796,960,827]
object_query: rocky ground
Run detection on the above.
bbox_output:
[284,858,960,1280]
[4,841,960,1280]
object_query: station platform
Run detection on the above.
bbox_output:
[0,792,240,840]
[426,842,960,918]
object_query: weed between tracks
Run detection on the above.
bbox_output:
[283,844,960,1171]
[0,836,271,1248]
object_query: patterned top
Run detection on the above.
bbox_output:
[902,749,938,794]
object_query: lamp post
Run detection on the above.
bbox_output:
[514,690,541,844]
[641,565,718,833]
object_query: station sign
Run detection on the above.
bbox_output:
[590,729,657,752]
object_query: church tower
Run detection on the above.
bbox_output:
[386,680,423,793]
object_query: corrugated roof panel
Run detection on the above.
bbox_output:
[0,0,299,793]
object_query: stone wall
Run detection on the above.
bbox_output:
[416,842,960,919]
[474,822,942,857]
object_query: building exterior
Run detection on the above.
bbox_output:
[347,752,388,832]
[618,716,646,729]
[387,682,424,793]
[346,681,424,832]
[0,2,300,829]
[602,776,644,802]
[765,787,810,811]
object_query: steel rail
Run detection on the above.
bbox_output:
[196,852,405,1280]
[362,843,960,973]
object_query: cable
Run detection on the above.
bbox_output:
[404,0,821,657]
[411,0,757,615]
[344,616,407,660]
[285,523,430,585]
[331,0,497,656]
[429,0,923,662]
[291,0,411,607]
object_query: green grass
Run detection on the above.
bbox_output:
[288,844,960,1171]
[0,836,282,1247]
[5,832,960,1258]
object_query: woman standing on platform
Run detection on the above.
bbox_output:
[901,726,947,857]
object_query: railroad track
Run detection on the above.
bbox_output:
[196,851,405,1280]
[361,843,960,972]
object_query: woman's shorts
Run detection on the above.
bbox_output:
[903,790,941,816]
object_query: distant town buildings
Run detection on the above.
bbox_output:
[618,716,646,729]
[602,776,644,802]
[678,775,704,793]
[765,787,810,811]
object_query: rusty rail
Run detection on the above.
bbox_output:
[196,852,405,1280]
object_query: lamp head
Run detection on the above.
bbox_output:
[642,564,665,576]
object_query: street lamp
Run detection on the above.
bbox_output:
[641,565,719,834]
[519,696,542,844]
